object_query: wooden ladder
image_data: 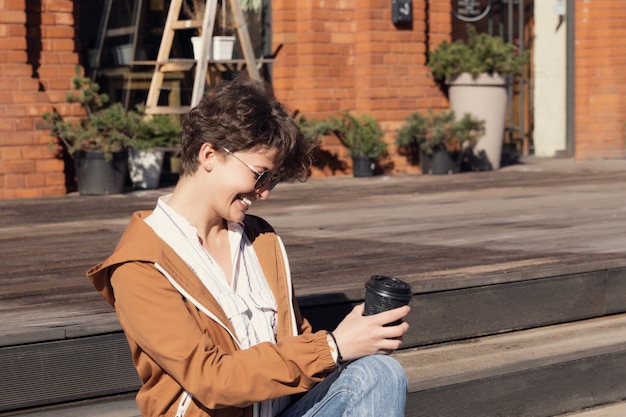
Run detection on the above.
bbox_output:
[145,0,263,116]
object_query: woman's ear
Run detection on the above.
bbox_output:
[199,142,217,171]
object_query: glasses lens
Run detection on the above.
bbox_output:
[268,176,281,191]
[255,171,273,190]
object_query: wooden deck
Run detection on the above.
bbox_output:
[2,158,626,346]
[2,157,626,414]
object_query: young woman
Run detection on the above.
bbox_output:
[88,77,410,417]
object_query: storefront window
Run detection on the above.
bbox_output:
[77,0,272,109]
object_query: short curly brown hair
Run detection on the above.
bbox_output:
[179,76,315,183]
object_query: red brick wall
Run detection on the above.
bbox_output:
[2,0,625,199]
[574,0,626,160]
[271,0,449,176]
[0,0,82,198]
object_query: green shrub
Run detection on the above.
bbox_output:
[328,112,387,159]
[427,25,530,81]
[43,66,181,158]
[396,110,485,155]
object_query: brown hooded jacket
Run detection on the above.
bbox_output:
[87,212,336,417]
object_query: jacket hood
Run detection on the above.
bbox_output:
[87,210,166,306]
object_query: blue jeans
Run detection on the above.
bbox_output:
[279,355,407,417]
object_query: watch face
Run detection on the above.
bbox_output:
[452,0,492,23]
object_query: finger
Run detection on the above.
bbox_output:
[371,305,410,325]
[352,303,365,315]
[379,333,406,350]
[380,321,409,339]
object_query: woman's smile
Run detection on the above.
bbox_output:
[239,195,252,209]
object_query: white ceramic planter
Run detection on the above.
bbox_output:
[128,149,165,189]
[448,73,508,170]
[191,36,203,60]
[212,36,235,60]
[113,44,133,65]
[192,35,235,60]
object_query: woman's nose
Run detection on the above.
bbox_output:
[256,188,271,200]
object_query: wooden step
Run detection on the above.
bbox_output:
[2,260,624,413]
[171,19,202,30]
[145,105,190,115]
[104,26,135,37]
[0,333,140,413]
[397,313,626,417]
[3,166,626,413]
[555,401,626,416]
[0,395,140,417]
[7,315,626,417]
[157,59,196,72]
[300,257,626,350]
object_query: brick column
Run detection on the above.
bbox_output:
[574,0,626,160]
[0,0,82,198]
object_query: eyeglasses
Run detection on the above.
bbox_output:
[221,147,279,190]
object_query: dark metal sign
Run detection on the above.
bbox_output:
[392,0,412,25]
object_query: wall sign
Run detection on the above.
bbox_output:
[392,0,412,25]
[452,0,492,22]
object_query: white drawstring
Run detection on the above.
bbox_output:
[175,391,192,417]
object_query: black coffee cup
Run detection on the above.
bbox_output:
[363,275,412,326]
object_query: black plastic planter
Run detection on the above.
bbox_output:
[420,148,461,175]
[351,156,375,177]
[74,150,128,195]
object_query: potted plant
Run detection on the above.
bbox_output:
[43,66,135,195]
[427,25,529,170]
[396,110,485,175]
[327,112,387,177]
[127,109,181,189]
